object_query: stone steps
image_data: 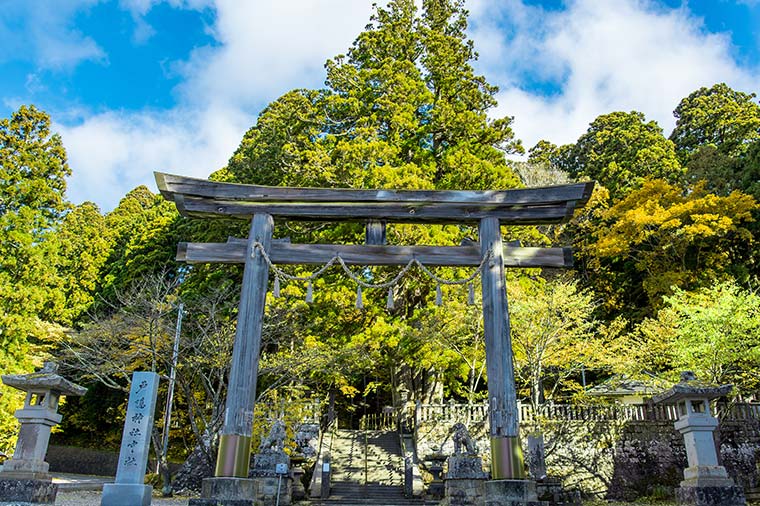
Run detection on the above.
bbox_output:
[326,429,421,505]
[316,484,425,505]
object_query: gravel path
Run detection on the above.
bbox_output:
[54,491,676,506]
[55,490,194,505]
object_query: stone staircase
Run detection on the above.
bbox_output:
[320,429,422,505]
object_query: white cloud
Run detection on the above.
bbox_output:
[467,0,760,150]
[58,0,380,210]
[57,105,249,209]
[53,0,760,211]
[175,0,377,109]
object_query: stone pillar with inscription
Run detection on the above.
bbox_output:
[101,372,160,506]
[0,362,87,505]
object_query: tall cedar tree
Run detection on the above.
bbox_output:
[0,105,70,449]
[219,0,525,406]
[227,0,522,191]
[557,111,683,201]
[0,105,69,357]
[670,83,760,162]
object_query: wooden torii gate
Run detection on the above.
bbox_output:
[156,172,594,484]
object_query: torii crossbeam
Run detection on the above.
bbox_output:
[156,172,594,484]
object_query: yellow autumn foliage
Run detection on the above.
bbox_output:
[581,179,758,311]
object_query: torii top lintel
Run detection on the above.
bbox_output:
[155,172,595,225]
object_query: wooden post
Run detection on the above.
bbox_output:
[479,217,524,480]
[215,213,274,478]
[365,220,386,245]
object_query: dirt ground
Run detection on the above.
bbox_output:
[55,490,193,505]
[54,491,678,506]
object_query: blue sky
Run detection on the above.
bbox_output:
[1,0,759,211]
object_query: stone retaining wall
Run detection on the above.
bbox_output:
[415,415,760,500]
[46,445,182,477]
[607,419,760,501]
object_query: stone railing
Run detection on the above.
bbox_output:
[414,401,760,424]
[720,402,760,420]
[359,411,398,431]
[415,402,489,425]
[257,398,322,423]
[521,403,678,422]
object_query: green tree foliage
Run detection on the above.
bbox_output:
[219,0,527,409]
[99,186,181,301]
[579,179,757,315]
[672,84,760,198]
[514,141,570,187]
[527,140,560,167]
[559,111,682,201]
[0,105,70,360]
[405,295,488,404]
[670,83,760,162]
[228,0,521,191]
[0,105,71,450]
[635,282,760,395]
[681,145,742,196]
[739,140,760,202]
[55,202,112,325]
[0,105,70,219]
[509,277,603,407]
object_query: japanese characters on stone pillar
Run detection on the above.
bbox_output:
[101,372,160,506]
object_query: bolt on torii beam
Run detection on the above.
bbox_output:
[155,172,594,480]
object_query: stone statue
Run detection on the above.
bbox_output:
[38,362,59,374]
[293,423,319,458]
[442,422,487,498]
[450,422,477,455]
[259,420,287,454]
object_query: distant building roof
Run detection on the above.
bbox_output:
[587,373,669,398]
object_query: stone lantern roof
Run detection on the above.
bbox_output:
[1,362,87,397]
[652,371,732,405]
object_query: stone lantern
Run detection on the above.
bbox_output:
[652,371,745,506]
[0,362,86,505]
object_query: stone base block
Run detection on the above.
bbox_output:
[197,478,257,501]
[446,456,488,480]
[427,479,444,500]
[251,453,289,478]
[0,479,57,505]
[683,466,728,481]
[1,458,49,480]
[485,479,547,506]
[290,466,305,501]
[251,476,290,506]
[188,500,255,506]
[535,478,563,503]
[443,478,486,506]
[100,483,153,506]
[677,485,746,506]
[0,473,50,483]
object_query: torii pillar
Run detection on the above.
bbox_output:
[480,217,540,505]
[191,214,273,506]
